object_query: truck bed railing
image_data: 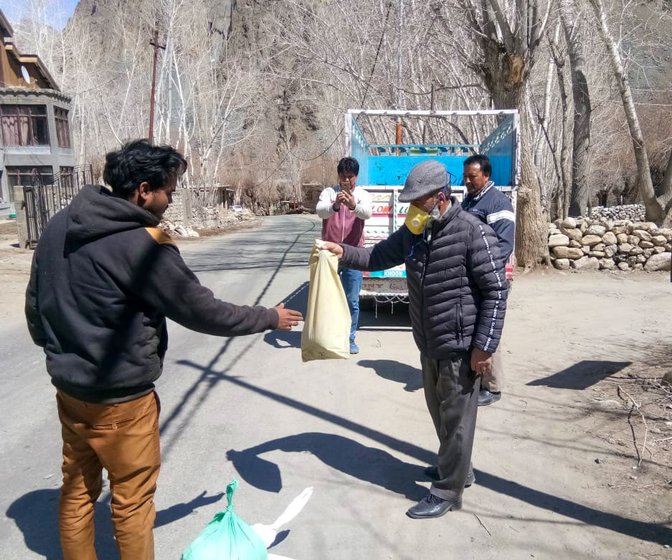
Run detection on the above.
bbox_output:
[368,144,477,156]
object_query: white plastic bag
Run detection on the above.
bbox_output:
[301,239,350,361]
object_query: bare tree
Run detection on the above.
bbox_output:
[449,0,552,268]
[560,0,592,217]
[588,0,672,224]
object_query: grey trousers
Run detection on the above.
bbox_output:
[421,351,480,500]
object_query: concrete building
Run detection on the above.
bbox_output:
[0,10,74,213]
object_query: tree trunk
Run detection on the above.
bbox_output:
[557,63,572,220]
[516,132,550,268]
[484,57,549,268]
[561,0,591,217]
[588,0,662,222]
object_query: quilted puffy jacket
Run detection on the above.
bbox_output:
[340,197,507,358]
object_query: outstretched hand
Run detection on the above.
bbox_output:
[320,242,343,259]
[274,303,303,331]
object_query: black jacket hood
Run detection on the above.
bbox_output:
[66,185,159,243]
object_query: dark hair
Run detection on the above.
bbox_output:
[103,139,188,199]
[337,157,359,176]
[463,154,492,177]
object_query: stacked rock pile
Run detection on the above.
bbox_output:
[588,204,645,222]
[548,217,672,272]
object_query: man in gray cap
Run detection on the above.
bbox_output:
[322,159,507,519]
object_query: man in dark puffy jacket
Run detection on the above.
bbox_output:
[323,160,507,519]
[25,139,302,560]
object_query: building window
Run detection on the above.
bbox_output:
[6,166,54,188]
[0,105,49,146]
[55,107,71,148]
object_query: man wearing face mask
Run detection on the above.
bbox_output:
[322,160,507,519]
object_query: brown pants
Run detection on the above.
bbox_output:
[56,390,161,560]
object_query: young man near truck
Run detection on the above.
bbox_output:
[25,139,303,560]
[316,157,372,354]
[462,154,515,406]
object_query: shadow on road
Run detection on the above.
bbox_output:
[474,469,671,545]
[227,432,428,501]
[357,359,422,392]
[6,489,116,560]
[5,488,224,559]
[163,218,671,548]
[176,357,672,547]
[527,360,632,390]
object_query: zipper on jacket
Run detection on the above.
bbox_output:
[340,188,345,242]
[419,232,431,352]
[456,301,463,342]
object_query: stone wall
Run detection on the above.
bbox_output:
[548,217,672,272]
[588,204,645,222]
[162,188,257,237]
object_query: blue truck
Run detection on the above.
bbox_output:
[345,109,519,314]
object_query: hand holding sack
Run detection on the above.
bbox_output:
[301,239,350,361]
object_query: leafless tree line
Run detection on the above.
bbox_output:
[12,0,672,267]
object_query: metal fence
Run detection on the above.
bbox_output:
[23,165,93,248]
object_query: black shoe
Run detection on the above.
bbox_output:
[478,389,501,406]
[406,493,462,519]
[424,466,475,487]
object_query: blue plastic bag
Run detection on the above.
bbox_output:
[181,480,268,560]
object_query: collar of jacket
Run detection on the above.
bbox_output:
[467,180,494,203]
[429,196,461,232]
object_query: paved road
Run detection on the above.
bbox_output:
[1,215,669,559]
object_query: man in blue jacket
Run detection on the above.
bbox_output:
[462,154,515,406]
[323,160,507,519]
[25,139,302,560]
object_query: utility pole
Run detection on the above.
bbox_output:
[148,25,165,144]
[395,0,404,151]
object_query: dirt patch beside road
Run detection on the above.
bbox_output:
[0,220,32,323]
[499,269,672,551]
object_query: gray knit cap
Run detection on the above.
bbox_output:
[398,160,451,202]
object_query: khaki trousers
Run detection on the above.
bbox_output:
[482,345,504,392]
[56,390,161,560]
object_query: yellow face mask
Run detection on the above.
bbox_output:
[405,204,432,235]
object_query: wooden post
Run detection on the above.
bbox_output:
[148,26,165,144]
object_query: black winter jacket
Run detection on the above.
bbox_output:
[26,185,279,403]
[341,198,507,358]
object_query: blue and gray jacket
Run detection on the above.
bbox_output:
[462,181,515,264]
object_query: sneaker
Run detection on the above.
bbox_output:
[478,389,501,406]
[349,342,359,354]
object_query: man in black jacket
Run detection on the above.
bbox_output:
[323,160,507,519]
[25,139,302,560]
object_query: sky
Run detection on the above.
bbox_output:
[0,0,79,30]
